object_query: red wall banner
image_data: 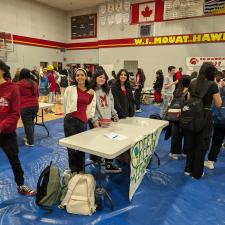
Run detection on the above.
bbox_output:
[12,31,225,50]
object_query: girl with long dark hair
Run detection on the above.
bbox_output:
[17,68,39,146]
[89,68,121,173]
[111,69,135,119]
[184,63,222,179]
[63,68,96,173]
[0,60,35,195]
[169,75,191,159]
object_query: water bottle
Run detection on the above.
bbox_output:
[95,188,105,210]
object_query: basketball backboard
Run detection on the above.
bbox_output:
[0,32,14,52]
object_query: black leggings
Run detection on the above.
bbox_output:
[184,112,213,179]
[64,115,87,173]
[0,132,24,186]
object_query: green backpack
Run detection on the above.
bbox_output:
[36,162,62,207]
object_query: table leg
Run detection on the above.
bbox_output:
[96,157,114,210]
[35,109,50,136]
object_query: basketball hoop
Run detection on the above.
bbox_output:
[0,32,14,52]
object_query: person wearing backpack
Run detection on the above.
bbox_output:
[17,68,39,146]
[0,60,36,195]
[168,75,191,160]
[39,68,49,102]
[89,68,121,173]
[153,69,164,104]
[204,76,225,170]
[183,63,222,179]
[63,68,96,173]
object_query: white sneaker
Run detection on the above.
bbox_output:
[204,160,215,170]
[184,172,191,176]
[25,140,34,147]
[135,109,142,113]
[169,153,179,160]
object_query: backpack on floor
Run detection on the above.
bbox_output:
[180,81,212,132]
[149,113,162,120]
[36,162,62,208]
[61,174,96,216]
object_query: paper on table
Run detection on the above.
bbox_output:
[104,132,128,141]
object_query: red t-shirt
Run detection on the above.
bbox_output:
[71,88,93,123]
[122,88,127,96]
[176,71,182,81]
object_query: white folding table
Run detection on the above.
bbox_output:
[59,117,168,209]
[35,103,54,136]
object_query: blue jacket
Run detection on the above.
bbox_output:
[212,87,225,128]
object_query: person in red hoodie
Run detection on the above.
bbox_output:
[17,68,39,146]
[0,60,36,195]
[46,65,56,113]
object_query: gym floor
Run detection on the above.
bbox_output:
[1,104,225,225]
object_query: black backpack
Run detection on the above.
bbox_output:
[180,81,212,132]
[60,75,68,88]
[166,95,186,122]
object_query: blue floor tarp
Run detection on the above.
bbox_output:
[0,104,225,225]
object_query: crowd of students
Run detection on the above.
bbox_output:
[160,64,225,179]
[0,58,224,198]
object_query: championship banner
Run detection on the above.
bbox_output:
[129,129,160,201]
[186,57,225,67]
[204,0,225,14]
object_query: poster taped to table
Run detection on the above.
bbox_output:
[129,129,161,201]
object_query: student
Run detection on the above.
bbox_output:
[134,68,145,113]
[46,65,57,113]
[108,70,116,87]
[0,60,36,195]
[184,63,222,179]
[39,68,49,102]
[90,68,121,173]
[204,76,225,169]
[63,68,96,173]
[160,66,178,119]
[111,69,135,119]
[153,69,164,104]
[169,75,191,159]
[17,68,39,146]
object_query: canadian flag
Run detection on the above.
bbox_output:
[130,2,156,24]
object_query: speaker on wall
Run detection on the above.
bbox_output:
[139,24,153,37]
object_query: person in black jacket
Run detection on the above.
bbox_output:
[134,68,146,112]
[111,69,135,119]
[153,69,164,103]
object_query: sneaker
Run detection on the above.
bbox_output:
[135,109,142,113]
[18,185,36,196]
[48,110,55,114]
[181,154,187,158]
[25,140,34,147]
[105,162,122,174]
[204,160,215,170]
[184,171,191,176]
[169,153,179,160]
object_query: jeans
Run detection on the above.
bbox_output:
[21,106,39,145]
[64,115,87,173]
[184,112,213,179]
[48,92,55,104]
[0,132,24,186]
[134,88,142,110]
[160,95,173,119]
[208,126,225,162]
